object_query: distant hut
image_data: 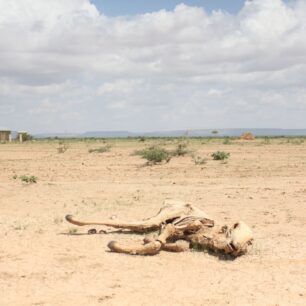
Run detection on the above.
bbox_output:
[0,129,11,142]
[17,131,31,142]
[240,132,255,140]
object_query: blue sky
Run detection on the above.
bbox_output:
[90,0,247,15]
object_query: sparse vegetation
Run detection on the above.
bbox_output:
[171,143,190,157]
[1,136,306,304]
[134,145,171,164]
[20,175,37,183]
[211,151,230,160]
[22,133,34,141]
[57,143,69,153]
[192,155,207,165]
[223,137,231,145]
[288,138,304,145]
[263,137,271,144]
[88,144,111,153]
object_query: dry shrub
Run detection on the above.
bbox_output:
[57,143,69,153]
[88,145,111,153]
[171,143,190,157]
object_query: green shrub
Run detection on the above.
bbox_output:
[263,137,271,144]
[211,151,230,160]
[88,145,111,153]
[134,146,171,164]
[23,133,33,141]
[223,137,231,145]
[20,175,37,183]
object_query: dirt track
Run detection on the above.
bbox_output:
[0,139,305,305]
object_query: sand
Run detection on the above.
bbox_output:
[0,139,305,305]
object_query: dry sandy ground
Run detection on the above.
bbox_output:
[0,139,305,306]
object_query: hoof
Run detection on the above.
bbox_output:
[88,228,97,235]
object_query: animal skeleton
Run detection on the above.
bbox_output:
[66,200,253,257]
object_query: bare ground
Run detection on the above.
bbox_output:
[0,139,305,305]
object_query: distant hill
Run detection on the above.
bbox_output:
[34,128,306,138]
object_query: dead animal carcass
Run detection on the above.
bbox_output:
[66,200,253,257]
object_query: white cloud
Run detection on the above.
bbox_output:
[97,79,144,95]
[0,0,305,133]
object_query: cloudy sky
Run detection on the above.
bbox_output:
[0,0,305,133]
